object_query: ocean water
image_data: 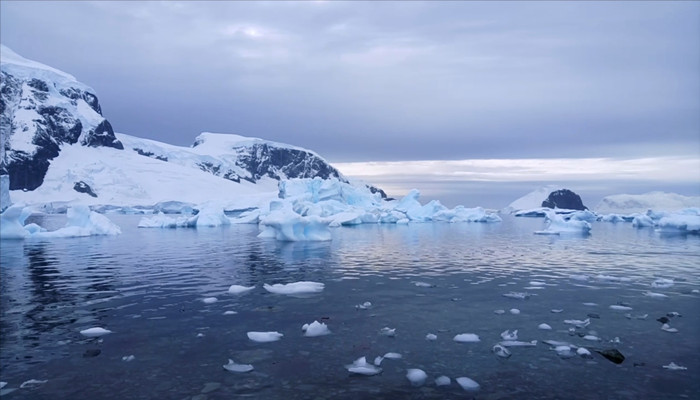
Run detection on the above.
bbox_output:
[1,215,699,399]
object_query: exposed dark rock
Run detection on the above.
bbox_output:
[81,120,123,149]
[73,181,97,197]
[542,189,587,210]
[235,143,342,182]
[133,148,168,161]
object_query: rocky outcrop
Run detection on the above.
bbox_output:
[542,189,587,210]
[1,45,123,191]
[73,181,97,198]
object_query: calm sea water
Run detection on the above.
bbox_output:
[1,215,699,399]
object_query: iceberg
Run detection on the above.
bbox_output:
[263,281,324,295]
[656,213,700,235]
[80,327,113,337]
[302,321,331,337]
[258,200,331,241]
[345,356,382,376]
[632,214,654,228]
[435,376,451,386]
[138,205,231,229]
[405,368,428,386]
[1,204,121,239]
[247,331,283,342]
[534,210,591,235]
[595,192,700,214]
[223,359,254,373]
[456,376,480,391]
[453,333,481,343]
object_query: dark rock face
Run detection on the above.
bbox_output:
[542,189,587,210]
[236,143,342,182]
[1,68,123,191]
[73,181,97,197]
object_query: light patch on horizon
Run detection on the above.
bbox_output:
[335,156,700,184]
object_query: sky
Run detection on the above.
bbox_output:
[1,1,699,207]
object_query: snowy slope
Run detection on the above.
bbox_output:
[502,185,563,213]
[595,192,700,214]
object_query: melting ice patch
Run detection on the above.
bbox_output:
[345,357,382,376]
[263,281,324,295]
[534,210,591,235]
[228,285,255,294]
[223,359,254,373]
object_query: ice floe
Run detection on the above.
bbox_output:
[80,327,112,337]
[302,321,331,337]
[662,362,687,370]
[643,291,668,299]
[435,375,452,386]
[247,331,283,342]
[379,327,396,337]
[661,323,678,333]
[563,318,590,328]
[510,308,521,315]
[122,355,135,362]
[356,301,372,310]
[534,210,591,235]
[456,377,480,391]
[345,357,382,376]
[406,368,428,386]
[538,323,552,330]
[223,311,238,315]
[258,200,332,241]
[500,329,518,340]
[1,204,121,239]
[499,340,537,347]
[502,292,531,300]
[609,305,633,311]
[374,352,402,366]
[202,297,218,304]
[223,359,254,373]
[19,379,47,389]
[577,347,593,359]
[492,344,512,358]
[453,333,480,343]
[425,333,437,341]
[228,285,255,294]
[263,281,324,295]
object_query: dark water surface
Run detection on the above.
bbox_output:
[1,215,699,399]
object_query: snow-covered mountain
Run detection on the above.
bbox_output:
[595,192,700,214]
[0,45,384,210]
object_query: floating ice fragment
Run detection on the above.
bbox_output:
[122,355,135,362]
[529,281,546,286]
[202,297,218,304]
[551,309,564,313]
[662,362,687,370]
[625,313,648,320]
[426,333,437,341]
[692,289,699,294]
[667,311,682,318]
[609,305,632,311]
[494,309,505,315]
[19,379,47,389]
[413,281,433,287]
[651,278,674,288]
[223,311,238,315]
[456,377,480,391]
[644,291,668,299]
[453,333,480,343]
[661,324,678,333]
[196,333,205,338]
[492,344,511,358]
[510,308,521,315]
[80,327,112,338]
[356,301,372,310]
[435,375,451,386]
[379,327,396,337]
[538,323,552,330]
[223,359,254,373]
[264,281,324,295]
[582,302,598,306]
[228,285,255,294]
[564,318,590,328]
[583,335,601,341]
[500,330,518,340]
[406,369,428,386]
[0,382,6,390]
[384,352,402,359]
[503,292,531,300]
[247,331,283,342]
[553,345,576,358]
[302,321,331,337]
[499,340,537,347]
[577,347,593,358]
[346,357,382,376]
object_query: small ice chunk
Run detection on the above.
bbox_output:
[553,345,575,358]
[500,329,518,340]
[0,382,6,389]
[499,340,537,347]
[247,331,283,342]
[582,302,598,306]
[529,281,546,286]
[510,308,521,315]
[223,359,254,373]
[223,311,238,315]
[426,333,437,341]
[577,347,593,358]
[609,305,632,311]
[667,311,681,317]
[435,375,451,386]
[538,323,552,330]
[651,278,674,288]
[263,281,324,295]
[346,357,382,376]
[80,327,112,338]
[643,291,668,298]
[302,321,331,337]
[197,333,205,338]
[228,285,255,294]
[122,355,135,362]
[202,297,218,304]
[19,379,47,389]
[551,309,564,313]
[456,376,480,391]
[492,344,511,358]
[453,333,480,343]
[583,335,601,341]
[494,309,506,315]
[379,327,396,337]
[662,362,687,370]
[356,301,372,310]
[413,281,433,287]
[384,352,402,359]
[503,292,530,300]
[661,324,678,333]
[564,318,590,328]
[406,368,428,386]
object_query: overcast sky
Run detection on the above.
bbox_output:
[1,1,698,207]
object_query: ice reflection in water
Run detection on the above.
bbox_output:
[0,215,698,399]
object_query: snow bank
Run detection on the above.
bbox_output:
[534,210,591,235]
[596,192,700,214]
[1,204,121,239]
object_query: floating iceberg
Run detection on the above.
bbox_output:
[595,192,700,215]
[247,331,283,342]
[406,368,428,386]
[456,377,480,391]
[223,359,254,373]
[1,204,121,239]
[228,285,255,294]
[656,213,700,235]
[534,210,591,235]
[435,376,451,386]
[302,321,331,337]
[345,357,382,376]
[138,205,231,229]
[263,281,324,295]
[80,327,113,337]
[453,333,480,343]
[662,362,687,370]
[258,200,331,241]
